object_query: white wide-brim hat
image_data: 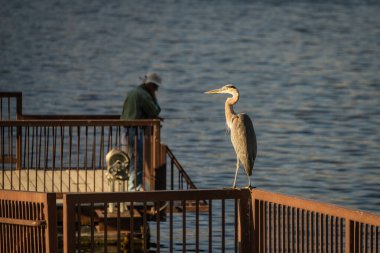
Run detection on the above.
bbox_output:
[142,72,162,86]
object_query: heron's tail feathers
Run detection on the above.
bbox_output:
[242,158,254,176]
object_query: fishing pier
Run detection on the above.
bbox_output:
[1,92,379,253]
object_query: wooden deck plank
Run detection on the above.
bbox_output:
[69,169,87,192]
[18,169,29,191]
[1,169,120,193]
[43,170,53,192]
[60,170,70,192]
[24,169,37,191]
[36,170,45,191]
[11,170,20,190]
[0,171,10,189]
[36,169,47,192]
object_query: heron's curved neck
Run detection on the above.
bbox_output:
[225,92,239,129]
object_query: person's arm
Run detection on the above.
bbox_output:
[140,93,161,119]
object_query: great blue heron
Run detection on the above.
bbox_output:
[205,85,257,188]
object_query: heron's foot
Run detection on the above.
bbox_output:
[243,185,256,189]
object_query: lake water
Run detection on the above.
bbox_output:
[1,0,379,214]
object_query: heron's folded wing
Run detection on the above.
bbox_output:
[230,113,257,175]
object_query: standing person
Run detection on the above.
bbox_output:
[120,72,162,191]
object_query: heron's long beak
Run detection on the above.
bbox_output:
[204,87,225,94]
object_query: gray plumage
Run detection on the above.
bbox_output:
[230,113,257,175]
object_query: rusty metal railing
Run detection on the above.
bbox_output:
[1,119,199,193]
[0,119,161,192]
[1,188,379,252]
[62,189,251,253]
[250,189,380,253]
[0,190,57,253]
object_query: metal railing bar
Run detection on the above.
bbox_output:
[143,201,148,253]
[169,199,174,252]
[91,202,95,253]
[52,126,57,192]
[376,226,378,253]
[170,159,174,190]
[76,126,80,192]
[115,202,120,253]
[340,218,344,253]
[268,203,272,253]
[370,225,373,253]
[77,204,82,252]
[36,202,42,252]
[60,126,64,192]
[130,201,135,253]
[359,222,363,252]
[325,215,329,253]
[272,203,278,252]
[22,126,27,180]
[27,127,32,190]
[84,126,88,192]
[20,114,120,120]
[196,199,199,253]
[209,199,213,253]
[335,217,338,253]
[63,189,248,203]
[0,217,46,227]
[134,128,138,190]
[282,204,285,253]
[10,126,13,187]
[307,211,315,252]
[156,201,161,253]
[183,199,187,253]
[285,205,288,253]
[294,207,298,253]
[142,127,146,190]
[262,201,266,253]
[364,224,368,253]
[100,126,104,192]
[302,209,305,253]
[316,213,319,253]
[277,204,280,253]
[0,119,161,127]
[68,126,72,192]
[222,198,225,253]
[103,202,108,253]
[1,127,4,187]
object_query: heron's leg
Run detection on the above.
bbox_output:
[245,170,252,188]
[232,158,239,188]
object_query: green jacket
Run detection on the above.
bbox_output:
[120,84,161,120]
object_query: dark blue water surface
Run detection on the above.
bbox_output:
[1,0,379,214]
